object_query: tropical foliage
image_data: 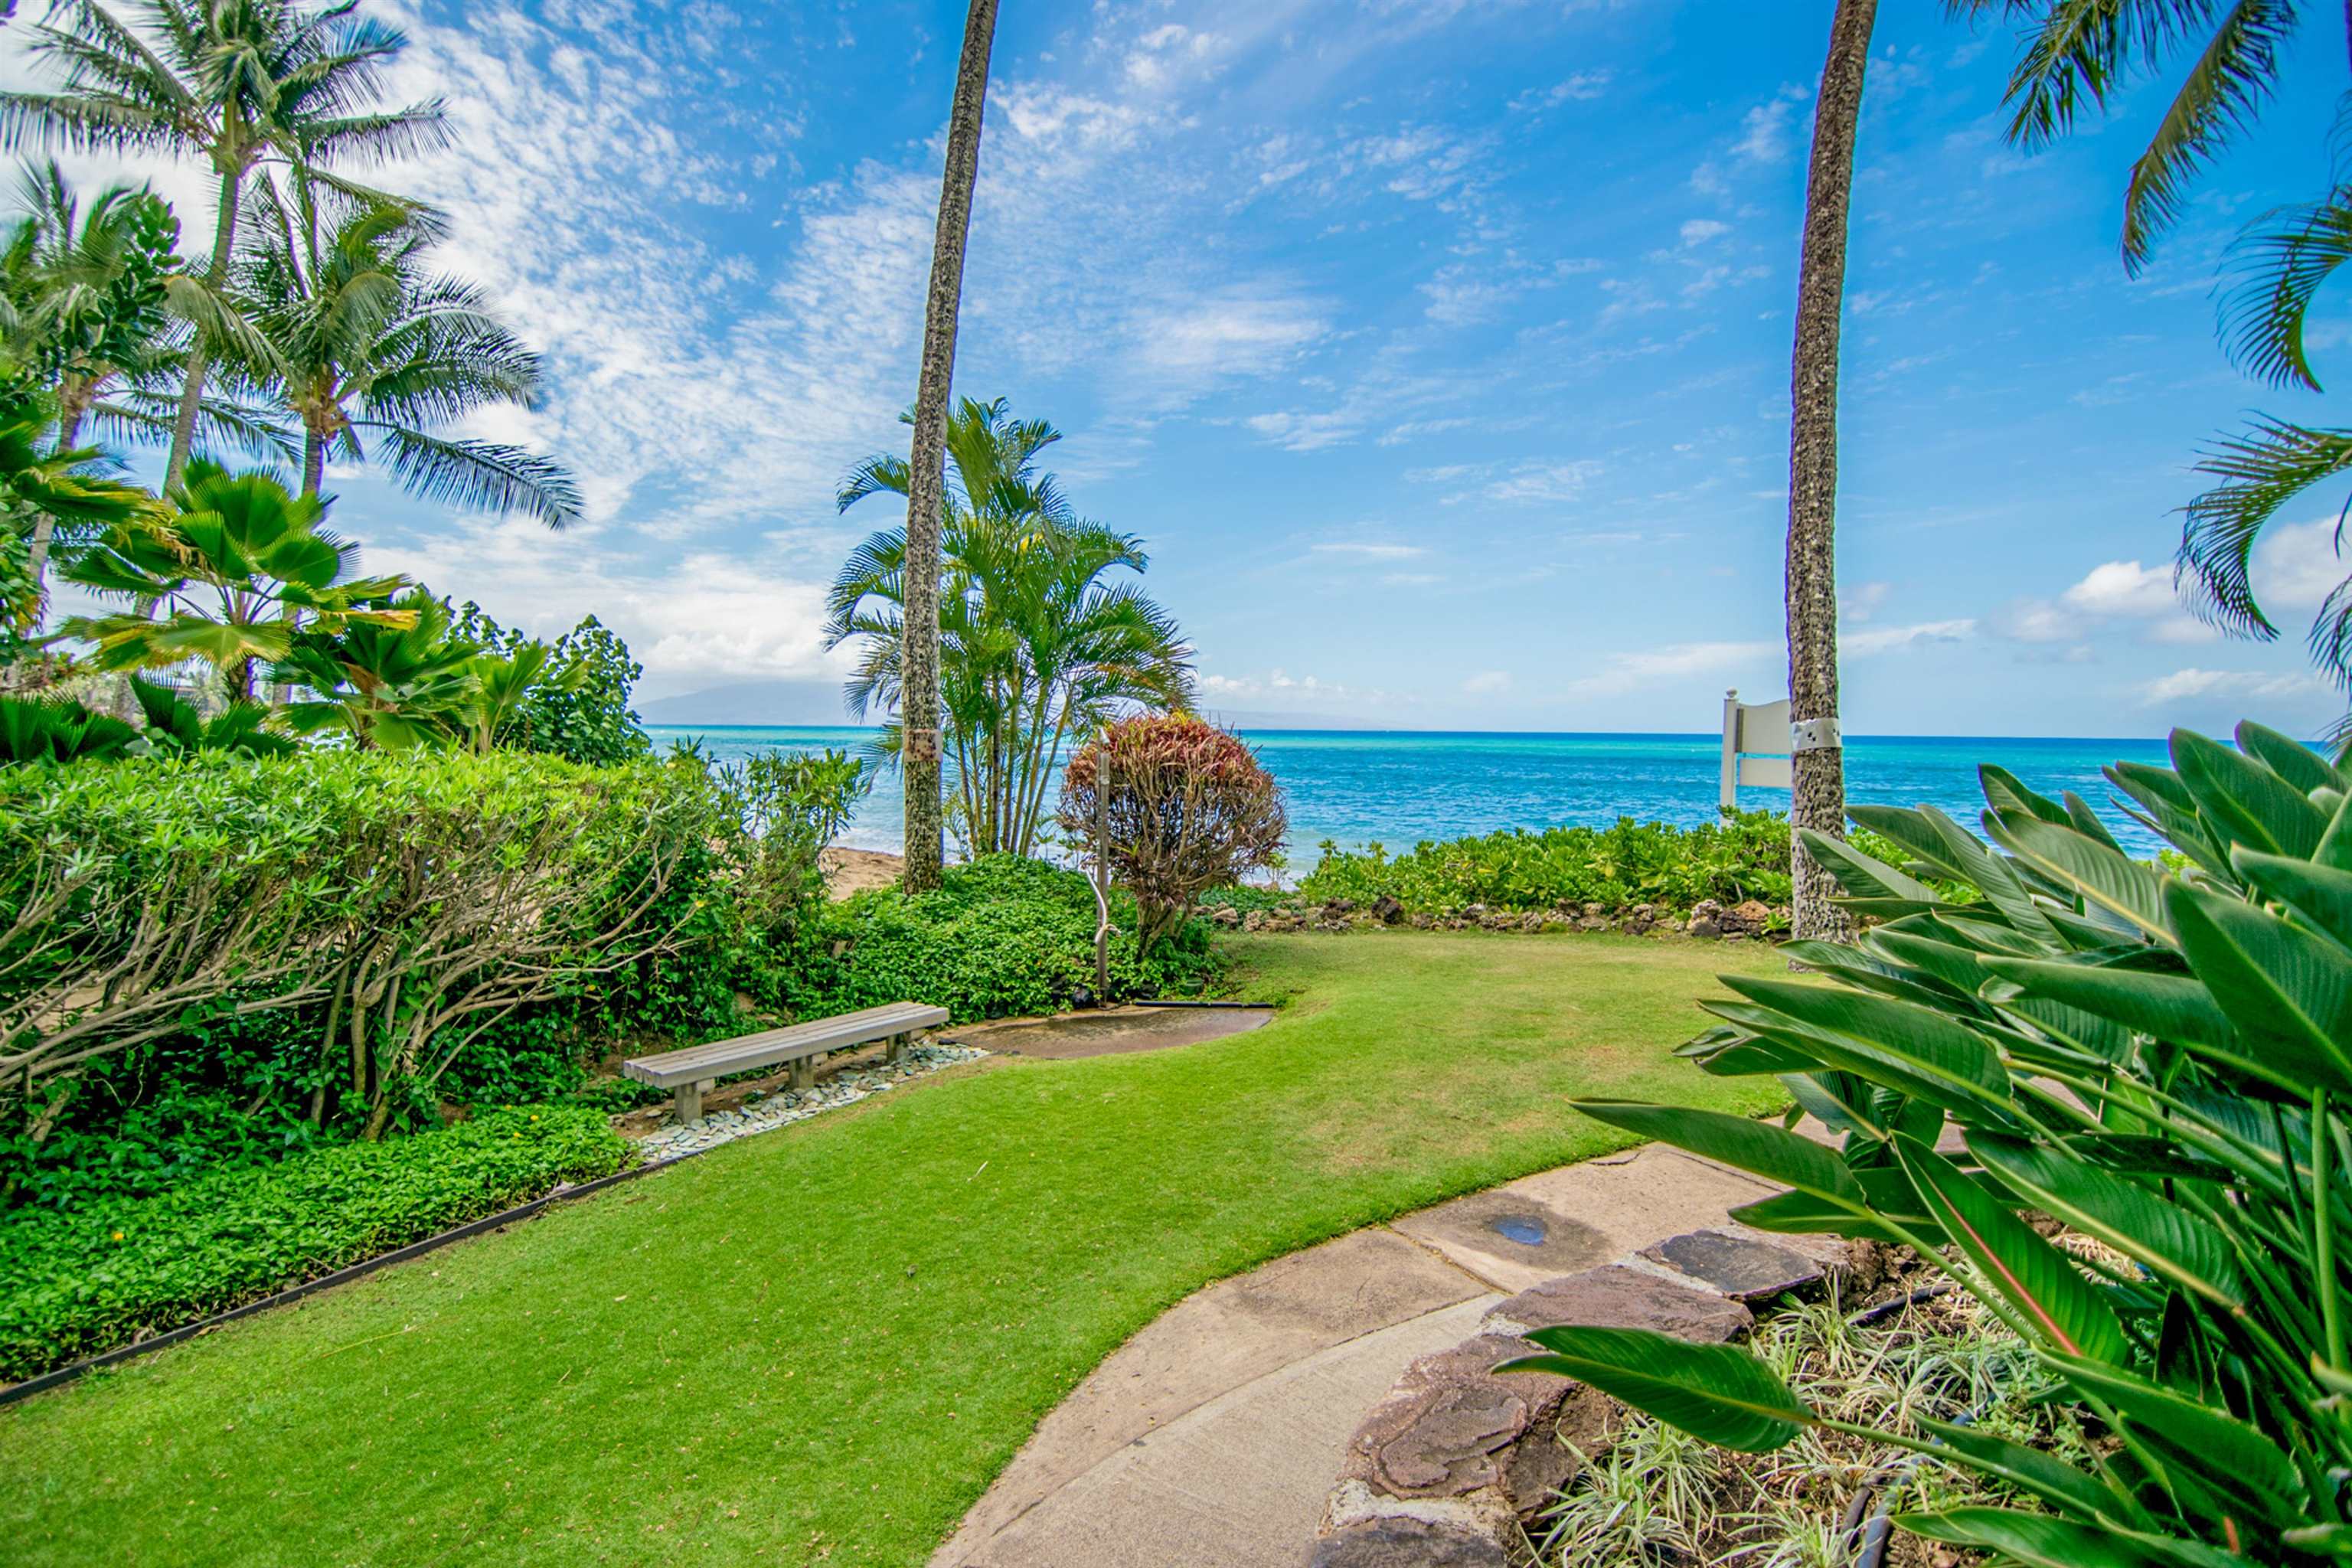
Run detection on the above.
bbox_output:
[1300,811,1802,916]
[1059,714,1285,959]
[1500,724,2352,1566]
[1956,2,2352,705]
[829,396,1194,858]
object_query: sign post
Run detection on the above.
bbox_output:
[1720,688,1793,812]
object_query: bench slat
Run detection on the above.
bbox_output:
[621,1001,949,1088]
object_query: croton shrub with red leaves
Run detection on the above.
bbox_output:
[1058,714,1287,957]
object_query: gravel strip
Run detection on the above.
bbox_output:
[632,1041,990,1162]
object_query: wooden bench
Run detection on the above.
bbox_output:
[622,1001,950,1123]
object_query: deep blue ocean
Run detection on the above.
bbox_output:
[646,725,2177,861]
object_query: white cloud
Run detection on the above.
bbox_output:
[1844,619,1976,655]
[2140,668,2328,706]
[1509,72,1611,113]
[2252,517,2352,611]
[2062,560,2180,618]
[1997,599,2076,643]
[1479,460,1606,504]
[1311,541,1426,560]
[1678,218,1730,247]
[1463,670,1512,694]
[1840,580,1891,622]
[1563,639,1779,698]
[1732,86,1808,165]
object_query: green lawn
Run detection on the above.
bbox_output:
[2,930,1783,1567]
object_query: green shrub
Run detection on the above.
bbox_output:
[1300,811,1795,914]
[0,739,864,1207]
[0,1104,629,1380]
[779,854,1223,1021]
[1500,733,2352,1567]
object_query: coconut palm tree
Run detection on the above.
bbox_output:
[1784,0,1878,944]
[0,162,289,608]
[900,0,1003,892]
[830,400,1193,858]
[1951,2,2347,703]
[0,0,446,490]
[58,458,410,699]
[228,175,577,524]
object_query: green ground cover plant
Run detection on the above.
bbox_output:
[1299,810,1797,913]
[0,929,1781,1568]
[0,1104,627,1380]
[1503,728,2352,1567]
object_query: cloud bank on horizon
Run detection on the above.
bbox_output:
[10,0,2350,738]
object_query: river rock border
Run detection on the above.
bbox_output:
[631,1040,988,1162]
[1308,1227,1848,1566]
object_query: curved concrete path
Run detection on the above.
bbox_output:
[930,1142,1788,1568]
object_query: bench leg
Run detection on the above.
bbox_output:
[675,1078,711,1124]
[887,1031,906,1064]
[789,1057,817,1092]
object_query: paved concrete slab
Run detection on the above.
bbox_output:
[944,1295,1501,1568]
[932,1227,1487,1566]
[1387,1145,1779,1295]
[946,1005,1270,1060]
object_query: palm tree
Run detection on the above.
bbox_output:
[0,383,152,658]
[1785,0,1878,944]
[0,161,289,607]
[59,458,410,698]
[1950,2,2345,703]
[900,0,1004,892]
[0,0,446,489]
[229,175,578,523]
[830,400,1194,859]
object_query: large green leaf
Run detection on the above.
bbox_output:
[1718,976,2015,1121]
[1567,1099,1870,1210]
[2232,848,2352,954]
[1976,957,2237,1052]
[2167,880,2352,1096]
[1916,803,2066,947]
[1969,1133,2244,1309]
[1794,828,1943,904]
[1981,763,2074,826]
[1730,1165,1947,1246]
[2174,727,2328,860]
[1702,997,2005,1124]
[1494,1326,1811,1452]
[1897,1508,2226,1568]
[2052,1354,2308,1527]
[1907,1416,2137,1525]
[1894,1135,2131,1363]
[2236,720,2341,797]
[1984,810,2174,943]
[2314,786,2352,873]
[1863,929,2005,1003]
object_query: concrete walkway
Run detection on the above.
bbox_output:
[930,1142,1787,1568]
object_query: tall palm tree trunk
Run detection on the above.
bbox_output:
[1785,0,1877,945]
[900,0,1000,893]
[24,387,93,623]
[166,168,242,493]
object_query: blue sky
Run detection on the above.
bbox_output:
[13,0,2352,737]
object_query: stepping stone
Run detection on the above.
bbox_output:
[1310,1515,1508,1567]
[1638,1228,1824,1302]
[1482,1263,1754,1342]
[1343,1334,1569,1502]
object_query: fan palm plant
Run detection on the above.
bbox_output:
[227,175,577,523]
[0,383,153,648]
[273,586,477,750]
[0,0,446,488]
[58,458,410,698]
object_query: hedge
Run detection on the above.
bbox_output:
[0,1105,630,1380]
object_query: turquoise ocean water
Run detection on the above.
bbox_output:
[646,725,2177,860]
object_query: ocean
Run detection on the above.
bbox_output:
[645,725,2180,861]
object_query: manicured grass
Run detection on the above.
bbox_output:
[0,931,1783,1567]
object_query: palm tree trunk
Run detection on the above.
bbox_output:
[1785,0,1877,946]
[900,0,1001,893]
[24,387,93,624]
[166,168,243,494]
[302,426,326,497]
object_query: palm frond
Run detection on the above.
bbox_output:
[2180,415,2352,651]
[367,423,583,528]
[2119,0,2295,273]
